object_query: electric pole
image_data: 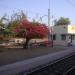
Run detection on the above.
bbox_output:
[48,0,53,47]
[48,0,50,41]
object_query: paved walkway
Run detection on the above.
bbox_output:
[0,46,73,66]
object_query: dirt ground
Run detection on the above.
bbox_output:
[0,46,67,66]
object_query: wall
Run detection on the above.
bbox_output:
[68,25,75,34]
[53,25,69,46]
[53,25,68,34]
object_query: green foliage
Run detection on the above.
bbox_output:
[3,29,12,35]
[54,17,70,26]
[7,20,20,30]
[16,29,27,37]
[7,10,27,31]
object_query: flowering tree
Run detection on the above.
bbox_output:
[15,19,49,48]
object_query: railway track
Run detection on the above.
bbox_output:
[27,53,75,75]
[64,66,75,75]
[0,48,75,75]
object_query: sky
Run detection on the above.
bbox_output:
[0,0,75,25]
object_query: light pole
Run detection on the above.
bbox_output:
[48,0,51,46]
[48,0,50,28]
[48,0,53,47]
[51,17,54,48]
[48,8,51,41]
[48,0,50,41]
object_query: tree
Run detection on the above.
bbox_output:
[0,14,8,27]
[54,17,70,26]
[15,19,49,49]
[7,11,27,31]
[3,28,12,37]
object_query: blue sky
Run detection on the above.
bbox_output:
[0,0,75,25]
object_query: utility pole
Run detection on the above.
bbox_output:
[48,8,50,29]
[48,0,50,28]
[48,0,50,40]
[48,0,53,47]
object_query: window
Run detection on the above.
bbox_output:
[61,34,66,40]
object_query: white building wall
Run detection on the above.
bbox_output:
[53,25,68,34]
[53,25,75,46]
[53,34,67,46]
[56,34,61,40]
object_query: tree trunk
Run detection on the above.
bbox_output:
[23,38,30,49]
